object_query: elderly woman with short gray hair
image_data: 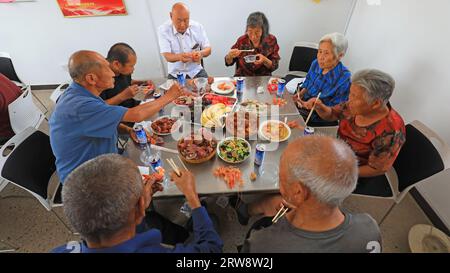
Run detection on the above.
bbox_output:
[225,12,280,76]
[295,32,351,124]
[313,69,406,178]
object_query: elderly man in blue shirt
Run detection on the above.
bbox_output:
[49,50,183,183]
[52,154,223,253]
[294,32,351,125]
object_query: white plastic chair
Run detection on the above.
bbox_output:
[8,86,45,135]
[50,83,70,104]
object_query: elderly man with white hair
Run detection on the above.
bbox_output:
[294,32,351,125]
[237,136,381,253]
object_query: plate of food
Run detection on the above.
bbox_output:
[177,128,217,164]
[259,120,291,142]
[239,100,269,116]
[225,111,259,139]
[202,93,237,107]
[201,103,233,128]
[150,116,182,136]
[217,137,251,164]
[211,80,235,95]
[173,95,195,107]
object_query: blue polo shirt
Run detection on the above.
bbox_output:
[49,82,127,183]
[51,207,223,253]
[302,59,351,107]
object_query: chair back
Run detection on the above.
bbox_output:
[394,124,445,193]
[0,128,56,201]
[0,52,23,84]
[8,88,45,134]
[288,42,318,73]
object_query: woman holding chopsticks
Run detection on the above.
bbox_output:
[225,12,280,76]
[294,32,351,126]
[310,69,406,179]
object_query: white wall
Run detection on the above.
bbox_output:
[0,0,164,85]
[345,0,450,229]
[0,0,354,85]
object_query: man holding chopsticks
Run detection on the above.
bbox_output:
[52,154,223,253]
[238,136,381,253]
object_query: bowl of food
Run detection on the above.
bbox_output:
[173,95,195,107]
[201,103,232,129]
[259,120,291,142]
[244,55,257,63]
[239,100,269,116]
[225,111,259,139]
[217,137,251,164]
[150,116,181,136]
[177,128,217,164]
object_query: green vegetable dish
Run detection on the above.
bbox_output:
[218,138,251,163]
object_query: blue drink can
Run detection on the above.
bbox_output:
[134,124,148,150]
[236,77,245,94]
[149,152,162,171]
[176,72,186,86]
[304,126,315,136]
[254,144,266,166]
[277,79,286,97]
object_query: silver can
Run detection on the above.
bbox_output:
[304,126,315,136]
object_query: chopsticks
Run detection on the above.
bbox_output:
[150,144,179,154]
[166,158,181,177]
[272,204,289,224]
[304,92,322,126]
[240,49,255,53]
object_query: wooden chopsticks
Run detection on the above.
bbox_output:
[166,158,181,177]
[272,204,289,224]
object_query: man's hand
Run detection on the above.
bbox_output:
[122,85,140,100]
[165,82,184,101]
[180,52,193,63]
[191,51,202,63]
[142,174,164,208]
[170,170,201,209]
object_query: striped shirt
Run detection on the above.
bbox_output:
[302,59,351,107]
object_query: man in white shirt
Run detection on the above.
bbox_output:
[158,2,212,79]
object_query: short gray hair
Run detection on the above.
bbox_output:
[319,32,348,58]
[246,12,270,39]
[352,69,396,105]
[62,154,143,243]
[68,50,103,82]
[286,136,358,207]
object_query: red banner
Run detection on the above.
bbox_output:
[57,0,127,18]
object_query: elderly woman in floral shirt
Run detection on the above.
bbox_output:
[312,69,406,178]
[225,12,280,77]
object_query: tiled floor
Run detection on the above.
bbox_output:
[0,90,434,253]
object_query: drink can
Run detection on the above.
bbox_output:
[176,72,186,86]
[304,126,315,136]
[277,79,286,97]
[236,77,245,94]
[149,153,162,171]
[153,92,161,99]
[254,144,266,166]
[134,124,148,150]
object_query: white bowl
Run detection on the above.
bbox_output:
[217,137,252,164]
[258,120,291,143]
